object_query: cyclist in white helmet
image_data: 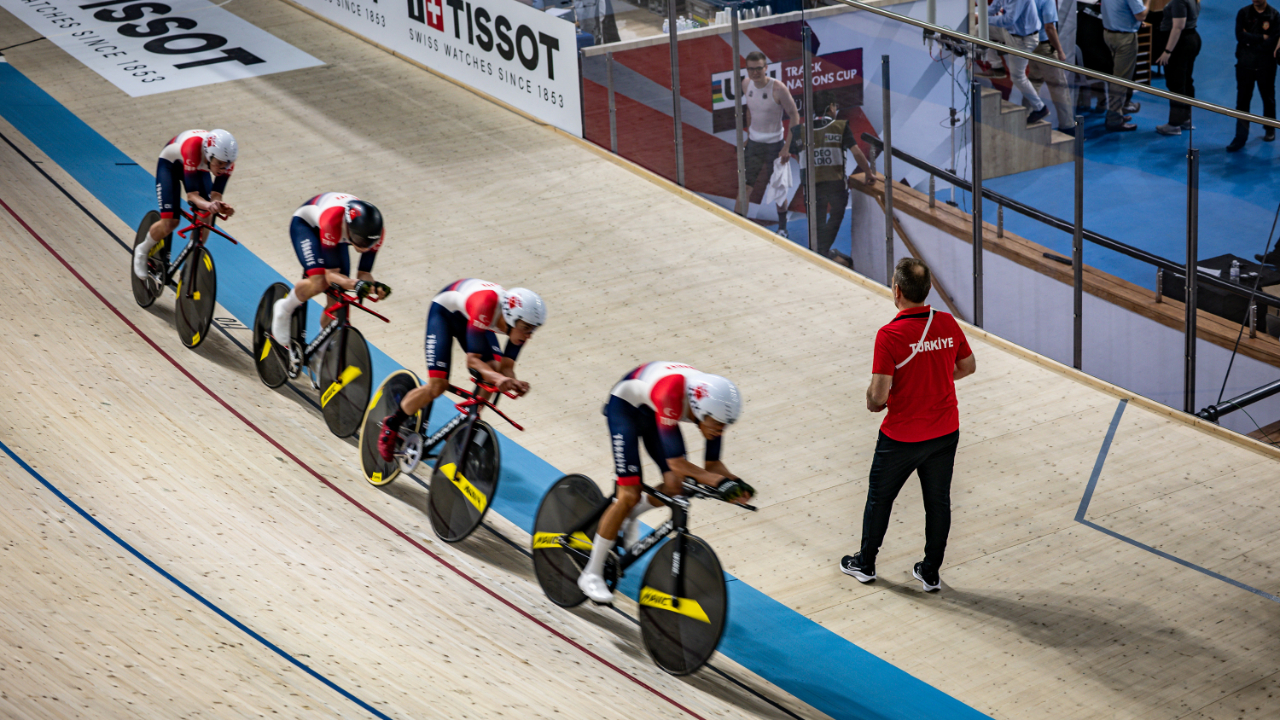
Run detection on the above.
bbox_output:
[377,279,546,462]
[577,361,754,604]
[133,129,239,281]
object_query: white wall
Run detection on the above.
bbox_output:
[851,200,1280,436]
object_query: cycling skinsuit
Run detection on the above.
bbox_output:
[423,279,523,379]
[290,193,384,278]
[605,361,723,487]
[156,130,234,219]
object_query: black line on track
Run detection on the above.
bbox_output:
[3,127,812,720]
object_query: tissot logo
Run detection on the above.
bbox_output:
[407,0,560,80]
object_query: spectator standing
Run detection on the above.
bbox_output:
[1154,0,1200,135]
[840,258,977,592]
[736,52,802,237]
[788,91,876,260]
[989,0,1052,125]
[1229,0,1280,151]
[1076,0,1112,113]
[1027,0,1079,134]
[1101,0,1150,131]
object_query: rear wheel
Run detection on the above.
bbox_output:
[359,370,423,486]
[175,247,216,348]
[319,325,372,438]
[639,534,728,675]
[428,419,500,543]
[531,474,609,608]
[253,283,293,389]
[131,211,163,308]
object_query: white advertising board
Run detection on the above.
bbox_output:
[0,0,324,97]
[289,0,582,137]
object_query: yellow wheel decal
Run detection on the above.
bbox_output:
[371,471,383,484]
[203,252,212,271]
[321,366,363,408]
[639,587,711,624]
[437,462,487,513]
[191,332,200,345]
[192,291,200,301]
[259,337,272,361]
[532,532,593,550]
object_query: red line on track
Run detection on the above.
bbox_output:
[0,194,708,720]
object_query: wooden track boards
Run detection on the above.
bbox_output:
[2,1,1279,718]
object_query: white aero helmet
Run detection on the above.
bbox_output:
[204,129,238,164]
[501,287,547,328]
[686,373,742,426]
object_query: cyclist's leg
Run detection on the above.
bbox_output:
[274,218,334,340]
[579,397,644,601]
[378,304,455,460]
[136,159,182,277]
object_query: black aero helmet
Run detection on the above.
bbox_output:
[344,200,383,249]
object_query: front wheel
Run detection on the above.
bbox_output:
[639,534,728,676]
[175,247,216,348]
[531,474,607,608]
[428,418,500,543]
[253,283,293,389]
[319,325,372,438]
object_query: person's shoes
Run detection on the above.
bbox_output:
[912,562,941,592]
[1227,137,1247,152]
[1265,130,1276,142]
[976,65,1007,79]
[377,415,400,462]
[1057,126,1077,137]
[578,571,613,603]
[133,238,157,280]
[840,553,876,583]
[1105,122,1137,132]
[1026,107,1049,125]
[1180,120,1194,130]
[777,228,789,239]
[1155,123,1182,136]
[1123,101,1141,113]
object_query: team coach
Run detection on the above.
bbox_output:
[841,258,976,592]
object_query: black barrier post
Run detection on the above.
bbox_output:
[607,52,617,154]
[1073,114,1083,370]
[882,55,894,285]
[1184,147,1199,413]
[667,0,685,187]
[731,6,745,210]
[804,28,818,253]
[970,80,984,328]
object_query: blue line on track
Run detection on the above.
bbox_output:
[1075,399,1280,604]
[0,439,398,720]
[0,60,992,720]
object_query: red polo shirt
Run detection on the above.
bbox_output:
[872,305,971,442]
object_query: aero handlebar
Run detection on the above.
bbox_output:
[177,208,239,245]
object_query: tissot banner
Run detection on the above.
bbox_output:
[291,0,582,137]
[0,0,324,97]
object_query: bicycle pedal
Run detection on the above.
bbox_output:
[284,343,302,379]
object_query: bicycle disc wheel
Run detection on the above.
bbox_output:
[253,283,292,389]
[318,325,372,438]
[428,419,500,543]
[532,474,605,608]
[131,211,162,308]
[175,247,216,348]
[639,534,728,675]
[359,370,423,486]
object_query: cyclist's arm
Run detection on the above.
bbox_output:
[323,268,358,291]
[705,460,737,483]
[667,456,723,487]
[184,187,222,215]
[465,352,511,388]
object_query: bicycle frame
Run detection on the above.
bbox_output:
[296,285,389,374]
[161,208,238,288]
[423,380,523,459]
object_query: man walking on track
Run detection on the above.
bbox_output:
[840,258,976,592]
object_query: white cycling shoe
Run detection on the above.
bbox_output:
[577,571,613,604]
[133,237,156,280]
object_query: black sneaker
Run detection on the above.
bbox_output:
[912,562,941,592]
[840,554,876,583]
[1227,137,1246,152]
[1027,106,1050,125]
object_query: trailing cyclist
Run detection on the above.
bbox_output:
[376,279,546,462]
[133,128,238,281]
[271,192,392,360]
[577,361,754,604]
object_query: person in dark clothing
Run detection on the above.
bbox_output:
[1076,1,1113,113]
[788,91,875,260]
[1229,0,1280,150]
[1154,0,1200,135]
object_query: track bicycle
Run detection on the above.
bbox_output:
[359,373,524,542]
[131,207,238,348]
[531,474,756,675]
[252,282,387,438]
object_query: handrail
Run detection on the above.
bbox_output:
[1197,378,1280,421]
[860,133,1280,311]
[828,0,1280,129]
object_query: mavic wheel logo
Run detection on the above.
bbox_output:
[639,587,711,623]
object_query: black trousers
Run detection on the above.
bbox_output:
[858,430,959,573]
[1166,29,1200,127]
[1235,58,1277,140]
[801,177,849,257]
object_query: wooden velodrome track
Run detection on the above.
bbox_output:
[2,1,1280,718]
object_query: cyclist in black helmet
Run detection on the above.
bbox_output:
[272,192,392,345]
